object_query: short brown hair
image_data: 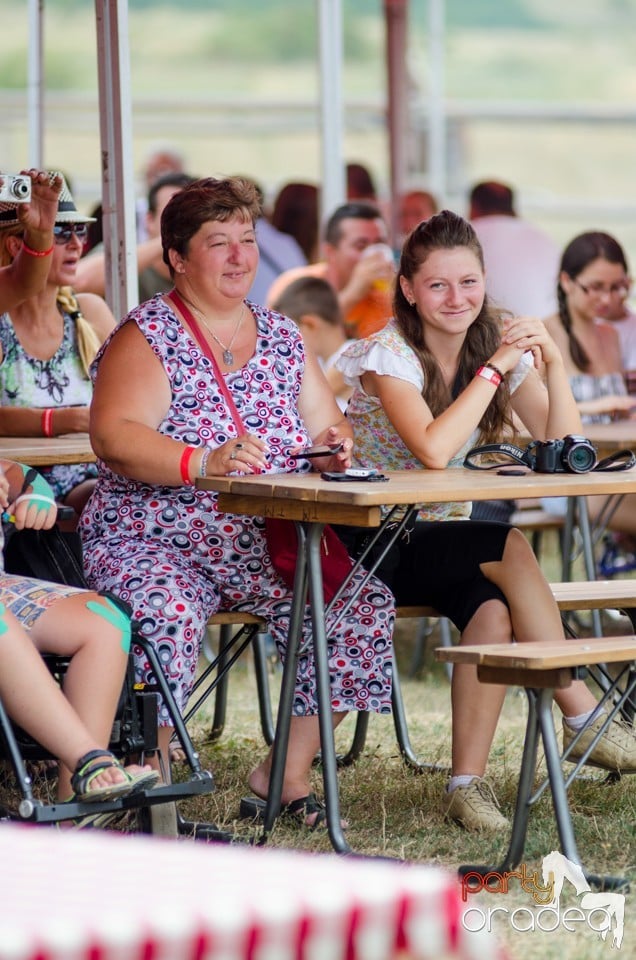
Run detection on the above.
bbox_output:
[272,276,343,328]
[161,176,262,273]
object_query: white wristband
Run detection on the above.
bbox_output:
[13,493,56,509]
[199,447,212,478]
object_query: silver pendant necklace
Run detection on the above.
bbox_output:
[183,296,245,366]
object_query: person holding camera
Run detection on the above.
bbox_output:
[337,209,636,832]
[0,169,62,304]
[0,173,116,523]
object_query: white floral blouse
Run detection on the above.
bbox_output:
[337,320,532,520]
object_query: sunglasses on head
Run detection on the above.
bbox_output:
[53,223,89,244]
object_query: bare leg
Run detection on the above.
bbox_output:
[587,493,636,538]
[0,605,127,796]
[480,527,598,717]
[451,599,510,776]
[30,592,149,799]
[249,712,347,825]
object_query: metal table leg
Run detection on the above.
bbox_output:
[258,524,312,840]
[460,681,631,891]
[305,522,351,853]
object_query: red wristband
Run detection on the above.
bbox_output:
[41,408,54,437]
[22,240,54,258]
[476,365,502,388]
[180,445,196,484]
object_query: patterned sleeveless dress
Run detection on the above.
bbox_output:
[0,309,97,499]
[569,371,628,425]
[80,296,395,724]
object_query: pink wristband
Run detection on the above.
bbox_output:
[41,408,54,437]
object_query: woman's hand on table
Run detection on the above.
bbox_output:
[579,395,636,419]
[54,405,91,434]
[218,433,268,475]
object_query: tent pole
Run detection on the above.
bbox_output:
[94,0,138,318]
[317,0,346,223]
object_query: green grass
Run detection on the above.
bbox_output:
[174,606,636,960]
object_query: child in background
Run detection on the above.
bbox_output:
[272,276,354,411]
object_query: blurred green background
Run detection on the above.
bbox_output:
[1,0,635,266]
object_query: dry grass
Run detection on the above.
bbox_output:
[2,530,635,958]
[169,610,636,960]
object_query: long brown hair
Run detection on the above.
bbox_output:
[557,231,629,372]
[394,209,514,444]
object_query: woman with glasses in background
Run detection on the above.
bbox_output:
[543,231,636,556]
[0,174,116,520]
[544,231,633,422]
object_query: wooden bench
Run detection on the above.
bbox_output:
[405,578,636,679]
[352,580,636,769]
[184,579,636,772]
[435,636,636,888]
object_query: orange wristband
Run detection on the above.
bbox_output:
[41,408,54,437]
[180,445,196,484]
[22,240,54,258]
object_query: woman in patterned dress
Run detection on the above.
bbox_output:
[0,174,116,520]
[80,177,395,827]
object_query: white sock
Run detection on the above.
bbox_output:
[564,708,596,731]
[447,774,479,793]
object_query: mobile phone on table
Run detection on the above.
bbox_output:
[287,442,344,460]
[321,469,389,482]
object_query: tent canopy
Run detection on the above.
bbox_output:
[30,1,433,316]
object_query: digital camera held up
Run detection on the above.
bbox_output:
[527,435,598,474]
[0,174,31,203]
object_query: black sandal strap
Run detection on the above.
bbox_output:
[71,749,121,792]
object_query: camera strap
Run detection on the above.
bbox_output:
[463,442,532,470]
[463,441,636,472]
[594,449,636,471]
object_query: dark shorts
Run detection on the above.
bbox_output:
[337,519,511,634]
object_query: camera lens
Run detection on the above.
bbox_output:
[566,442,597,473]
[11,179,30,200]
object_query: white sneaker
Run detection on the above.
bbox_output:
[563,711,636,773]
[442,777,509,832]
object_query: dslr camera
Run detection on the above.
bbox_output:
[0,174,31,203]
[529,435,597,474]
